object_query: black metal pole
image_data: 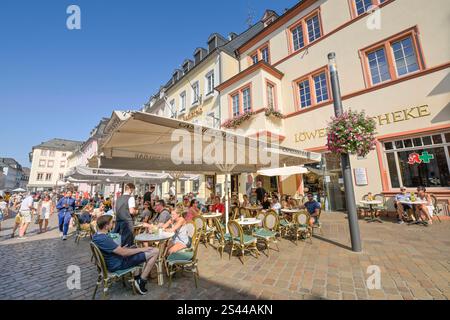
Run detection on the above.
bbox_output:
[328,52,362,252]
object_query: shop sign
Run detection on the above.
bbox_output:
[294,105,431,143]
[183,107,203,122]
[354,168,368,186]
[407,151,434,165]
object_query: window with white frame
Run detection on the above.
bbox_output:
[37,173,44,181]
[313,72,329,103]
[232,94,240,117]
[298,79,311,108]
[169,99,176,118]
[47,160,54,168]
[261,47,270,63]
[242,88,251,113]
[49,151,55,157]
[60,161,66,168]
[292,25,304,51]
[266,82,275,109]
[192,81,200,105]
[39,160,46,167]
[41,150,48,157]
[179,91,186,113]
[206,71,215,95]
[45,173,52,181]
[384,132,450,188]
[59,173,64,180]
[306,14,321,43]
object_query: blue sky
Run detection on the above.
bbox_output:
[0,0,298,166]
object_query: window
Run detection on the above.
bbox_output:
[384,132,450,188]
[242,88,251,113]
[179,92,186,113]
[306,14,321,43]
[232,94,240,117]
[352,0,387,17]
[206,71,215,95]
[59,173,64,180]
[261,47,270,63]
[229,85,252,118]
[40,150,48,157]
[266,82,276,110]
[288,9,322,53]
[192,82,200,105]
[39,160,46,167]
[294,67,330,110]
[49,151,55,157]
[45,173,52,181]
[37,173,44,181]
[251,54,258,65]
[367,48,391,85]
[60,161,66,168]
[298,79,311,108]
[362,28,424,87]
[249,44,270,65]
[313,72,329,103]
[47,160,54,168]
[62,153,67,157]
[291,25,305,51]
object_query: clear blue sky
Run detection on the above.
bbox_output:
[0,0,298,166]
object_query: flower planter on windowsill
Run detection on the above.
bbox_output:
[222,112,255,129]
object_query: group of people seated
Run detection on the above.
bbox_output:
[358,186,436,225]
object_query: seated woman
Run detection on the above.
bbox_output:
[140,201,153,223]
[271,196,281,214]
[282,195,294,209]
[241,194,250,208]
[416,186,434,225]
[185,199,200,222]
[79,204,94,226]
[93,203,105,220]
[261,194,271,210]
[162,207,191,255]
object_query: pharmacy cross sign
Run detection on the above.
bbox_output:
[408,151,434,165]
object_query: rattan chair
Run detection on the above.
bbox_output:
[227,220,259,265]
[72,214,92,245]
[253,210,279,256]
[192,215,211,247]
[430,195,442,223]
[239,207,252,218]
[311,207,323,236]
[167,231,201,289]
[374,194,388,217]
[291,211,312,245]
[212,217,231,259]
[90,242,142,300]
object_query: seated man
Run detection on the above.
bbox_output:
[149,200,172,227]
[394,187,412,224]
[92,215,159,295]
[211,196,225,215]
[300,193,321,227]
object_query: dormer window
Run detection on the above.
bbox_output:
[208,37,217,53]
[194,51,201,64]
[182,63,189,74]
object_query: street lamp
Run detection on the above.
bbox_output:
[328,52,362,253]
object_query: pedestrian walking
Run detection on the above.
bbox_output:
[0,195,8,231]
[38,194,54,233]
[17,192,37,239]
[56,190,76,241]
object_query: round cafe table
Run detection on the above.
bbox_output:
[237,218,262,226]
[399,199,428,225]
[245,206,263,218]
[135,231,175,286]
[203,213,222,219]
[360,200,383,223]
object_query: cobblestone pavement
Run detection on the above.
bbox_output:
[0,210,449,300]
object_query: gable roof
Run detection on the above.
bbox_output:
[32,138,83,152]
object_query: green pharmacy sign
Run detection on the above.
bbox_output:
[407,151,435,165]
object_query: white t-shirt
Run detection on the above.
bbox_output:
[272,202,281,213]
[0,201,7,212]
[20,196,34,212]
[124,193,136,210]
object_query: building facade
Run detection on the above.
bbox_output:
[28,139,83,191]
[0,158,24,191]
[215,0,449,210]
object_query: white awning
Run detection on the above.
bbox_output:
[257,165,309,177]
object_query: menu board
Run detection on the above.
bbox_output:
[354,168,368,186]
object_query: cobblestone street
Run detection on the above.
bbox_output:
[1,211,449,300]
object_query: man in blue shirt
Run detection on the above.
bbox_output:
[92,215,159,295]
[394,187,412,224]
[56,190,76,240]
[301,193,321,226]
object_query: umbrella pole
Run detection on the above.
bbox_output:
[225,173,229,233]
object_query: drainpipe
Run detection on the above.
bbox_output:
[217,51,223,128]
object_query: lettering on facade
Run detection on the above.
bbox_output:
[294,105,431,143]
[183,107,203,122]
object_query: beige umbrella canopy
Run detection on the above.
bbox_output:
[90,111,322,231]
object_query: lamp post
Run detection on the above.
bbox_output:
[328,52,362,253]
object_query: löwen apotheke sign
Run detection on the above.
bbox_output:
[294,105,431,143]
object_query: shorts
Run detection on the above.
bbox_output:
[20,211,32,224]
[117,252,147,271]
[394,203,412,211]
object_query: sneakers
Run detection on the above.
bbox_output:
[397,220,404,224]
[62,235,67,241]
[60,232,64,238]
[133,278,148,295]
[17,236,27,240]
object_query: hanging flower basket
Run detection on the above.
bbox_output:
[326,109,377,157]
[222,111,255,129]
[264,108,284,119]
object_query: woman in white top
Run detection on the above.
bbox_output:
[271,196,282,214]
[161,207,190,255]
[416,186,434,225]
[39,194,54,233]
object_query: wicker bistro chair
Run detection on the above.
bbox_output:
[291,211,313,245]
[166,230,201,289]
[253,211,280,256]
[239,207,252,218]
[279,210,295,238]
[357,194,371,218]
[374,194,388,217]
[90,242,142,300]
[429,195,442,223]
[311,207,323,236]
[212,217,232,259]
[193,215,213,247]
[227,220,260,265]
[72,214,92,245]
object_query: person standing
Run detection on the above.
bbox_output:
[56,191,76,240]
[255,181,267,204]
[143,185,155,204]
[114,183,137,247]
[0,196,8,232]
[18,192,37,239]
[38,194,54,233]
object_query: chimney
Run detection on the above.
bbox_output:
[228,32,238,41]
